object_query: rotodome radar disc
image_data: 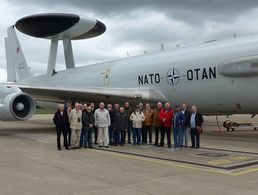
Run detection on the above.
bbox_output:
[15,13,106,40]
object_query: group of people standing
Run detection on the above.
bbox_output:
[53,100,204,151]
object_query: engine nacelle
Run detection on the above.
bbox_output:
[0,86,35,121]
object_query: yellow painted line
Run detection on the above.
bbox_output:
[207,156,256,165]
[92,149,258,176]
[92,149,232,175]
[203,146,258,155]
[226,121,258,124]
[231,168,258,176]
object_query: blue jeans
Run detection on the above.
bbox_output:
[86,129,92,147]
[173,127,180,148]
[81,128,92,147]
[113,130,121,145]
[108,124,114,144]
[182,127,188,147]
[80,129,83,146]
[132,128,142,144]
[179,128,183,147]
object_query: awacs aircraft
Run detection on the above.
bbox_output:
[1,13,258,121]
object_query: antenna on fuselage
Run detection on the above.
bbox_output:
[14,13,106,75]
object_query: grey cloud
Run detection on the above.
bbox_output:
[7,0,258,22]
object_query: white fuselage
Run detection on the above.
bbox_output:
[20,35,258,114]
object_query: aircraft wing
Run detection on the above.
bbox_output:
[6,83,168,104]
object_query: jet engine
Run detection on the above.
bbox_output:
[0,86,35,121]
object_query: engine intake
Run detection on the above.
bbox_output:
[0,87,35,121]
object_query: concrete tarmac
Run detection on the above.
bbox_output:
[0,114,258,195]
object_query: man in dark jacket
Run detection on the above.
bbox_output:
[187,105,204,149]
[107,104,115,145]
[113,103,120,120]
[90,103,98,144]
[124,102,133,144]
[181,103,190,148]
[80,103,88,147]
[173,105,186,148]
[64,100,73,147]
[114,107,128,146]
[53,104,70,150]
[82,104,95,148]
[112,103,120,145]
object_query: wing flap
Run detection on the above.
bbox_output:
[6,84,168,104]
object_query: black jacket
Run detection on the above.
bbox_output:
[124,106,133,120]
[109,109,115,125]
[82,111,95,130]
[187,112,204,127]
[181,109,190,127]
[113,109,120,123]
[53,110,69,127]
[114,112,128,130]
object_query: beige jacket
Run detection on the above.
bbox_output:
[130,111,145,128]
[69,108,82,130]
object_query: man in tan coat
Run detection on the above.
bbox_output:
[143,103,154,144]
[69,102,82,150]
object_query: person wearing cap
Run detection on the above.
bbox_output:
[130,105,145,145]
[159,102,174,148]
[138,102,144,112]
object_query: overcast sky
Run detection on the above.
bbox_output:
[1,0,258,81]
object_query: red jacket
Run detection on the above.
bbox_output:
[159,108,174,128]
